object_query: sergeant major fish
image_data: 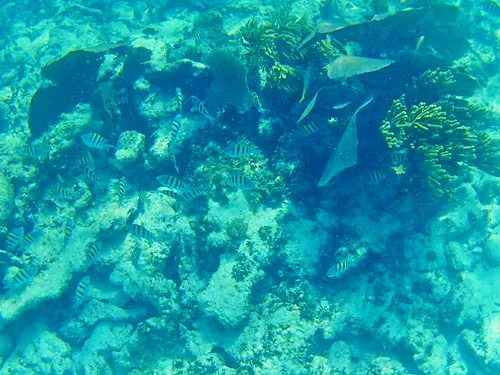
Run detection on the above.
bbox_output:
[227,174,256,190]
[127,224,154,242]
[71,276,90,309]
[157,175,186,192]
[85,241,102,267]
[191,96,215,124]
[223,143,260,157]
[81,133,115,150]
[64,218,74,247]
[3,266,38,290]
[326,260,348,278]
[175,87,184,113]
[482,1,500,16]
[5,227,24,252]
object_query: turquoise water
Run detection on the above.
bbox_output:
[1,0,500,374]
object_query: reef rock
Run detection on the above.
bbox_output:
[0,173,14,226]
[114,130,145,167]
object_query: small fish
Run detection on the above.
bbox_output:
[127,224,154,241]
[71,276,90,309]
[227,174,256,190]
[159,188,180,200]
[366,170,386,184]
[138,193,146,214]
[21,231,36,248]
[77,152,94,168]
[301,121,319,135]
[130,247,141,268]
[64,218,74,246]
[4,267,38,290]
[157,175,186,192]
[81,133,115,150]
[251,92,264,114]
[170,115,182,142]
[223,143,259,157]
[194,30,204,46]
[56,186,75,199]
[118,177,127,202]
[5,227,24,252]
[180,187,206,201]
[191,96,215,123]
[390,149,408,165]
[83,166,98,182]
[467,211,479,230]
[85,241,102,267]
[24,144,46,160]
[175,87,183,113]
[326,261,348,278]
[299,62,313,104]
[482,1,500,16]
[415,35,425,52]
[332,101,351,110]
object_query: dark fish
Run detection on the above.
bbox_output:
[83,166,98,182]
[131,247,141,268]
[56,186,75,199]
[482,1,500,16]
[64,218,74,247]
[180,187,206,201]
[223,143,259,157]
[366,170,386,184]
[81,133,114,150]
[326,261,348,278]
[77,152,94,168]
[118,177,127,202]
[4,266,38,290]
[301,121,319,135]
[227,175,256,190]
[160,189,179,200]
[22,231,36,248]
[85,241,102,267]
[157,175,186,192]
[191,96,215,123]
[71,276,90,309]
[175,87,183,113]
[5,227,24,251]
[127,224,154,241]
[170,115,182,142]
[467,211,482,231]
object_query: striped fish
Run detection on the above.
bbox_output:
[5,227,24,251]
[251,92,264,114]
[130,247,141,268]
[71,276,90,309]
[170,115,182,142]
[301,121,319,135]
[223,143,259,157]
[126,224,154,241]
[194,30,204,46]
[159,188,179,200]
[390,149,408,165]
[326,261,349,278]
[227,174,256,190]
[83,166,98,182]
[4,266,38,290]
[85,241,102,267]
[482,1,500,16]
[157,175,186,192]
[56,186,75,199]
[467,211,479,230]
[180,187,206,201]
[64,218,74,246]
[175,87,183,113]
[81,133,115,150]
[366,170,386,184]
[77,152,94,168]
[24,144,46,160]
[118,177,127,202]
[191,96,215,123]
[22,231,36,248]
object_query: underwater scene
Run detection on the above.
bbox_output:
[1,0,500,374]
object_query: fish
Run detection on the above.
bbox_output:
[390,149,408,165]
[5,227,24,252]
[180,187,206,201]
[159,188,180,200]
[3,266,38,290]
[21,231,36,248]
[366,170,386,184]
[77,152,94,168]
[81,133,115,150]
[85,241,102,267]
[227,174,256,190]
[137,193,146,214]
[175,87,183,113]
[194,30,204,46]
[157,175,186,192]
[415,36,425,52]
[332,101,351,110]
[251,92,264,114]
[170,115,182,142]
[299,62,313,104]
[301,121,319,135]
[24,144,47,160]
[191,96,215,123]
[223,143,260,157]
[56,186,76,199]
[467,211,479,230]
[130,247,141,268]
[297,86,327,124]
[326,55,395,80]
[64,218,74,246]
[118,177,127,202]
[326,261,348,278]
[482,1,500,16]
[126,224,154,241]
[83,166,98,182]
[71,276,90,309]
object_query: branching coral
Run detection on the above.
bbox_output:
[380,95,479,198]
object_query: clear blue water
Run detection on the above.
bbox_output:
[0,0,500,374]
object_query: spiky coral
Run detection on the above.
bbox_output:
[380,95,478,198]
